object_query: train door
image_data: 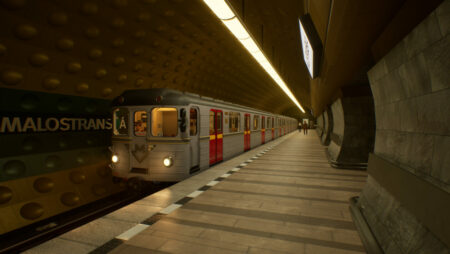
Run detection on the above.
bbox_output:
[244,114,251,151]
[261,116,265,144]
[189,107,199,170]
[271,117,274,140]
[209,109,223,165]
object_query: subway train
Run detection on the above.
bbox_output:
[109,88,298,184]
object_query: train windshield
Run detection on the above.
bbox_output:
[113,108,129,136]
[151,107,178,137]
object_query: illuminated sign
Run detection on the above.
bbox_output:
[0,116,112,133]
[113,108,129,136]
[298,14,322,79]
[299,21,313,77]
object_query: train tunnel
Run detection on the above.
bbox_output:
[0,0,449,253]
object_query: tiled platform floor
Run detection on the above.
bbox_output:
[109,132,368,254]
[25,130,296,254]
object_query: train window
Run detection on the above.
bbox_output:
[113,108,129,136]
[267,117,270,129]
[190,108,197,136]
[217,111,222,132]
[229,112,240,132]
[134,111,147,136]
[151,108,178,137]
[253,115,259,130]
[209,111,215,135]
[272,117,274,128]
[262,117,265,129]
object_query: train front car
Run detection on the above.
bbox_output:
[109,89,193,186]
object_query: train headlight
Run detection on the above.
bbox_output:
[112,155,119,163]
[163,157,173,167]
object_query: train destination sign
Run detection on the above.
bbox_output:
[0,116,112,133]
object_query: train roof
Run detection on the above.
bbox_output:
[112,88,295,119]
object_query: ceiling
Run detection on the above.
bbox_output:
[0,0,440,118]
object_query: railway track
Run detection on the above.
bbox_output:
[0,182,173,254]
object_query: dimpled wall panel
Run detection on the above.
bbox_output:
[0,0,298,234]
[0,87,125,234]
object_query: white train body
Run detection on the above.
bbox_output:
[110,88,298,182]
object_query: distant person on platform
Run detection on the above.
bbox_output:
[302,121,308,135]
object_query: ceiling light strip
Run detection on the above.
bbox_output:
[203,0,305,113]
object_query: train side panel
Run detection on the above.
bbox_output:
[250,130,261,149]
[222,132,244,161]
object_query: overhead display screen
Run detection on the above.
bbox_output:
[298,14,323,79]
[299,20,314,77]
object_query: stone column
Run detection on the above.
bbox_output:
[320,106,333,145]
[327,86,376,169]
[316,113,324,137]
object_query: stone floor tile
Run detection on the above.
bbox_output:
[332,229,365,245]
[22,238,96,254]
[194,209,286,226]
[297,206,351,221]
[158,239,245,254]
[247,247,294,254]
[310,200,351,210]
[151,219,205,237]
[234,218,334,242]
[305,244,365,254]
[109,244,170,254]
[169,208,238,227]
[199,228,306,254]
[104,203,161,223]
[191,195,263,210]
[151,230,250,253]
[125,234,169,250]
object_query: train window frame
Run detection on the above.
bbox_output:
[228,112,240,133]
[253,115,259,130]
[134,110,148,137]
[189,108,198,136]
[151,107,178,137]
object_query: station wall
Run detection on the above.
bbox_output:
[359,2,450,252]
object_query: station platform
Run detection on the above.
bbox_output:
[25,131,368,254]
